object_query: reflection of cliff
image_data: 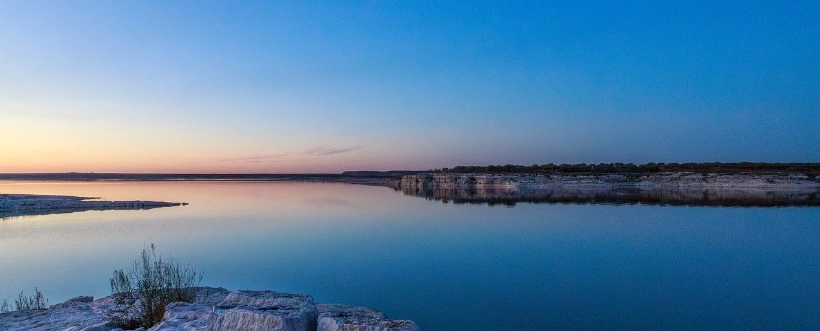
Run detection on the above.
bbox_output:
[399,173,820,207]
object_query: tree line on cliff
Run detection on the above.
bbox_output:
[433,162,820,177]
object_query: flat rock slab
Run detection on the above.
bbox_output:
[0,296,113,331]
[211,291,318,331]
[317,304,419,331]
[148,287,230,331]
[148,302,218,331]
[0,194,186,218]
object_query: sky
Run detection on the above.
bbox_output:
[1,1,818,173]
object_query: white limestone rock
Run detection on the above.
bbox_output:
[51,296,94,310]
[147,302,216,331]
[317,304,419,331]
[209,290,318,331]
[190,287,231,307]
[147,287,229,331]
[1,288,418,331]
[0,296,113,331]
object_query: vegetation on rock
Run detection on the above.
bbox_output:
[108,243,202,329]
[0,288,49,313]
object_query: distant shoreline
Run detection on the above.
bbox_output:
[3,167,820,208]
[0,171,421,182]
[0,172,424,190]
[3,162,820,181]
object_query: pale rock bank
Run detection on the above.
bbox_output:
[401,172,820,189]
[399,172,820,206]
[0,288,418,331]
[0,194,185,219]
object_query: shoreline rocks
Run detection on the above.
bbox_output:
[0,288,419,331]
[209,291,318,331]
[0,194,186,219]
[399,173,820,207]
[401,172,820,189]
[317,304,419,331]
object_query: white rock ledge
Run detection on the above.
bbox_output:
[400,173,820,207]
[401,172,820,189]
[0,194,186,219]
[0,287,419,331]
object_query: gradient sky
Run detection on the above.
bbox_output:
[1,1,818,173]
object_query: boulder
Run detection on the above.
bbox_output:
[317,304,419,331]
[51,296,94,309]
[210,291,318,331]
[190,287,231,306]
[0,299,111,331]
[146,287,229,331]
[147,302,217,331]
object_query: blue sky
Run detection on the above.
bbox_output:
[1,1,818,172]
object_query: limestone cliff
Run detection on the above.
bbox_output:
[399,173,820,207]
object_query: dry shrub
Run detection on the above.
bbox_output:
[109,243,202,329]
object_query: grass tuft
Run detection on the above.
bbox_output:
[9,288,49,311]
[108,243,202,329]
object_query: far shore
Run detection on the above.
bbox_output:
[399,172,820,207]
[0,171,419,183]
[3,167,820,209]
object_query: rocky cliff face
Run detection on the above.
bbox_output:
[0,287,419,331]
[402,173,634,187]
[401,173,820,189]
[399,173,820,207]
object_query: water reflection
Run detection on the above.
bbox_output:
[1,181,820,330]
[400,185,820,207]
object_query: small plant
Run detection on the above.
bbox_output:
[1,299,10,313]
[108,243,202,329]
[14,288,48,310]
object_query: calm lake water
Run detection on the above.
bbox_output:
[1,181,819,330]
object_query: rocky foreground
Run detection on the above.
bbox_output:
[400,172,820,207]
[0,194,186,219]
[0,287,419,331]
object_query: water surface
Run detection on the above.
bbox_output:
[1,181,818,330]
